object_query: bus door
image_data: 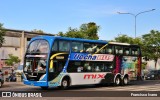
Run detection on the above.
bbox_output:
[48,60,65,81]
[49,60,57,81]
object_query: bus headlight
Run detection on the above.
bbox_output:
[39,74,46,81]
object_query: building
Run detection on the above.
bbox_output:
[0,28,55,73]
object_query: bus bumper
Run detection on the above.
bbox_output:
[23,80,48,87]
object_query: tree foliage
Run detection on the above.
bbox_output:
[32,29,44,33]
[142,30,160,68]
[112,30,160,69]
[114,35,134,44]
[5,54,20,66]
[58,22,100,40]
[113,34,143,46]
[0,23,5,47]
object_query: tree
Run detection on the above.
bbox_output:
[32,29,44,33]
[113,34,143,46]
[80,22,99,40]
[114,35,134,44]
[0,23,5,47]
[142,30,160,69]
[58,22,100,40]
[58,27,86,38]
[5,54,20,67]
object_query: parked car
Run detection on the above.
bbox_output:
[146,70,160,80]
[0,70,4,88]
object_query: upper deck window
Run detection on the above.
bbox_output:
[115,46,123,55]
[83,43,105,53]
[59,41,70,52]
[124,47,130,55]
[106,45,114,54]
[52,40,58,51]
[83,43,95,53]
[131,47,140,55]
[95,44,106,54]
[27,40,49,53]
[71,42,83,52]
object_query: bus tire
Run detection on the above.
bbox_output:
[61,78,70,89]
[41,86,48,90]
[114,76,121,86]
[122,77,129,85]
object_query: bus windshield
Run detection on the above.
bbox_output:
[27,40,49,53]
[23,40,49,81]
[24,58,47,73]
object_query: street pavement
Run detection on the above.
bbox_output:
[1,80,160,91]
[0,80,160,100]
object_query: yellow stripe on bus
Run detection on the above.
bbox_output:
[49,53,68,69]
[94,43,108,54]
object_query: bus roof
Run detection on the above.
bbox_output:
[31,36,140,47]
[109,42,130,45]
[32,36,108,44]
[108,42,140,47]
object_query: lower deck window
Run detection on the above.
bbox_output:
[67,61,114,73]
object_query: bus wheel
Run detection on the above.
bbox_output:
[115,77,121,86]
[61,78,70,89]
[41,86,48,90]
[122,77,128,85]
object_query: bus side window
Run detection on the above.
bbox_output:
[52,40,58,51]
[131,48,139,55]
[84,43,97,53]
[119,49,123,54]
[95,66,100,72]
[67,61,83,72]
[71,42,83,52]
[59,41,70,52]
[124,47,130,55]
[115,46,123,55]
[84,62,92,72]
[106,45,114,54]
[95,44,105,54]
[75,62,83,72]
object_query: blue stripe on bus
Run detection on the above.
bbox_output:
[23,80,48,86]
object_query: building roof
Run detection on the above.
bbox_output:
[3,28,56,38]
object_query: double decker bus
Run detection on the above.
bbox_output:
[23,36,141,89]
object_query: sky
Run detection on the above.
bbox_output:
[0,0,159,40]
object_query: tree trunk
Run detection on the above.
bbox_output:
[155,59,157,70]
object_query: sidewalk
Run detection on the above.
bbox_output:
[2,82,25,88]
[0,81,32,91]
